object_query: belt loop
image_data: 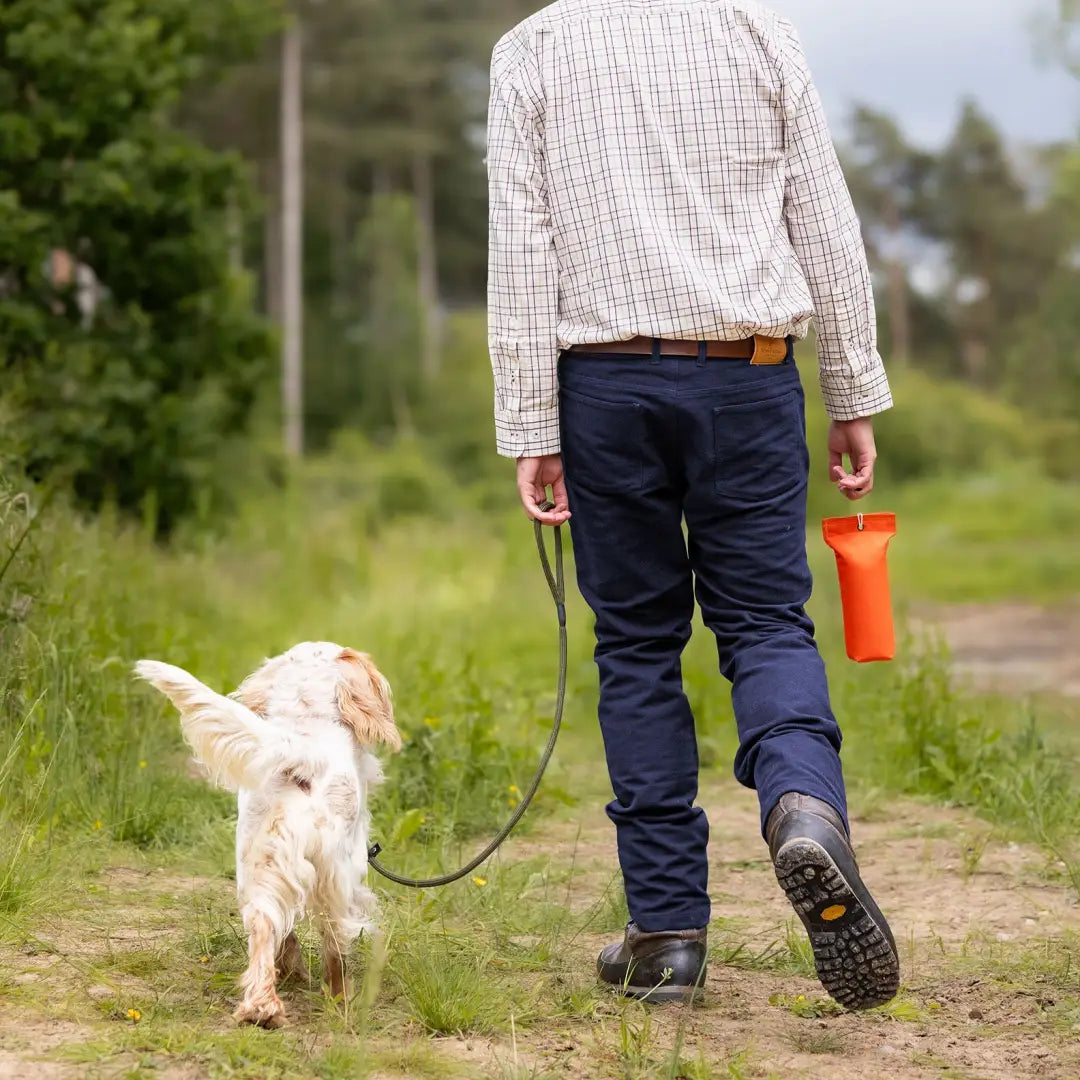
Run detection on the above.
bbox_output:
[696,341,707,368]
[650,337,661,365]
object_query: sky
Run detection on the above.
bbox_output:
[772,0,1077,147]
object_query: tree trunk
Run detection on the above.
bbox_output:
[371,164,414,436]
[281,18,304,458]
[881,191,910,365]
[960,333,988,383]
[263,167,282,322]
[227,190,244,273]
[369,162,391,347]
[412,149,441,380]
[330,164,350,317]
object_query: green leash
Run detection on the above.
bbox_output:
[367,509,567,888]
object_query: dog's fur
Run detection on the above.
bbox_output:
[135,642,400,1028]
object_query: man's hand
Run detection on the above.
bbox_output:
[828,418,877,501]
[516,455,571,526]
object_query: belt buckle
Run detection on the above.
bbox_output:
[750,335,787,366]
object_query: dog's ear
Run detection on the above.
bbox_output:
[336,649,402,752]
[230,658,280,718]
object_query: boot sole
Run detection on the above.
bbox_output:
[774,837,900,1011]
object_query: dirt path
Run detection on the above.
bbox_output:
[913,600,1080,699]
[490,774,1080,1080]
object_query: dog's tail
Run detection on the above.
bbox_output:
[134,660,325,792]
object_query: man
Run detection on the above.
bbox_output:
[487,0,899,1009]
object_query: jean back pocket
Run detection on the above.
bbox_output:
[560,385,646,495]
[712,388,808,502]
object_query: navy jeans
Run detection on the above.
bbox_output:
[558,343,847,933]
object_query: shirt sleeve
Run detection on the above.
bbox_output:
[781,33,893,421]
[486,59,562,458]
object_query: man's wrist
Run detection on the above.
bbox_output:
[823,397,892,423]
[495,411,562,459]
[819,359,892,422]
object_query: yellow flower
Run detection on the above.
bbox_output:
[138,760,147,769]
[508,784,519,795]
[126,1008,142,1022]
[200,956,209,964]
[472,876,487,887]
[508,798,518,807]
[92,820,103,831]
[423,716,441,729]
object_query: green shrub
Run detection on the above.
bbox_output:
[872,368,1048,483]
[800,355,1080,523]
[0,0,278,531]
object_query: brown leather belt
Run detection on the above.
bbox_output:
[567,334,789,365]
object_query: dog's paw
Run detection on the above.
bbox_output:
[233,996,287,1029]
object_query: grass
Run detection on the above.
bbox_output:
[4,332,1080,1074]
[951,929,1080,994]
[390,936,519,1035]
[785,1026,846,1055]
[710,920,816,978]
[887,468,1080,603]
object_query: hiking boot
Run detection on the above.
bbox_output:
[596,923,707,1004]
[767,792,900,1011]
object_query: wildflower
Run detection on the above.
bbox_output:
[508,784,519,795]
[423,716,441,729]
[92,820,103,831]
[200,956,209,964]
[472,876,487,887]
[126,1008,142,1022]
[508,798,518,807]
[139,760,147,769]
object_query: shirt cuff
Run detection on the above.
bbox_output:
[495,407,562,458]
[819,354,893,421]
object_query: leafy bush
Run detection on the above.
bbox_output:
[802,361,1063,492]
[0,0,278,531]
[872,368,1062,483]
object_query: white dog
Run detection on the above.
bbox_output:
[135,642,401,1028]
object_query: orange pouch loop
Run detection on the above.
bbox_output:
[822,513,897,663]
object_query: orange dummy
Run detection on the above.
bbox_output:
[822,513,897,663]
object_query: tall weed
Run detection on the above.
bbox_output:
[844,639,1080,849]
[0,458,569,872]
